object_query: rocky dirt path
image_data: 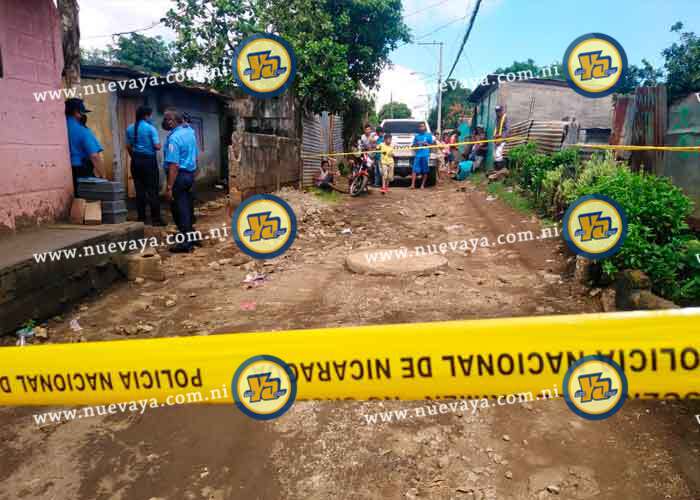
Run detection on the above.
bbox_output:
[0,179,698,500]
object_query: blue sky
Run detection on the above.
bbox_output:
[80,0,700,117]
[378,0,700,116]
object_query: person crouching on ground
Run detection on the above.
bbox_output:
[411,122,434,189]
[379,134,395,194]
[316,158,336,191]
[126,106,164,226]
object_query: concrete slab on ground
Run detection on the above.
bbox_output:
[346,247,447,276]
[0,222,144,334]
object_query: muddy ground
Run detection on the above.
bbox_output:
[1,178,698,500]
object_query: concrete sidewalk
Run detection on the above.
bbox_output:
[0,222,144,335]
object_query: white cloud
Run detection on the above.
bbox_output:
[374,64,433,119]
[78,0,175,50]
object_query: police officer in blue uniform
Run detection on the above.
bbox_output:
[126,106,164,225]
[65,98,105,194]
[162,108,198,253]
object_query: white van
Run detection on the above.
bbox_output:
[380,119,438,186]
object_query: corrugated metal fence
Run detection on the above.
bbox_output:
[301,112,343,188]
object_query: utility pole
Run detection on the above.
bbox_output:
[390,91,394,119]
[417,41,444,136]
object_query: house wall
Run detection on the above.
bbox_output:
[0,0,73,233]
[499,82,614,129]
[662,93,700,224]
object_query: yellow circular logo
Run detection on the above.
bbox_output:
[563,33,627,98]
[232,194,297,259]
[232,355,297,420]
[564,355,627,420]
[563,195,627,259]
[233,34,297,98]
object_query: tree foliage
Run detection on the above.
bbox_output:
[80,34,174,74]
[615,59,664,95]
[378,101,412,120]
[428,78,471,131]
[493,58,565,81]
[662,22,700,102]
[163,0,410,113]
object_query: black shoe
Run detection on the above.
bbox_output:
[150,220,166,227]
[169,243,194,253]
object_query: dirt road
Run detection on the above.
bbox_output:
[1,179,698,500]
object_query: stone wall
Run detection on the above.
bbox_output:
[229,133,301,199]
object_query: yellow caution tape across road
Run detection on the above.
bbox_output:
[573,144,700,152]
[301,136,526,159]
[0,309,699,406]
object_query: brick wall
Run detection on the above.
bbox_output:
[0,0,73,233]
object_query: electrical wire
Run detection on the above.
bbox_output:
[83,20,163,40]
[404,0,451,18]
[445,0,482,81]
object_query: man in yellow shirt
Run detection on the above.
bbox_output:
[378,134,395,194]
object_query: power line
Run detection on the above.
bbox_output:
[445,0,482,81]
[83,20,163,40]
[404,0,451,18]
[413,15,467,42]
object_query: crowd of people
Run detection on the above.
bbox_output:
[65,97,200,253]
[316,105,508,192]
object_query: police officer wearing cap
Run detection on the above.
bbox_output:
[162,108,199,253]
[65,98,106,194]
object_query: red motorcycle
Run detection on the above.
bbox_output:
[349,152,372,197]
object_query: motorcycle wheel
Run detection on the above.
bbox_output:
[350,177,364,197]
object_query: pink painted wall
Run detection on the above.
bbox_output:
[0,0,73,233]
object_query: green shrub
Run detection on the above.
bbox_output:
[509,148,698,304]
[571,163,696,303]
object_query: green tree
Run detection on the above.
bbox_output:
[615,59,664,94]
[163,0,410,113]
[378,101,412,120]
[80,47,112,65]
[662,22,700,102]
[428,78,471,131]
[493,58,565,81]
[111,34,174,74]
[80,34,174,74]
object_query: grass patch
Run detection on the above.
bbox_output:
[309,187,341,203]
[486,181,534,215]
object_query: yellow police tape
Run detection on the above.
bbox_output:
[574,143,700,152]
[1,309,699,406]
[301,135,526,159]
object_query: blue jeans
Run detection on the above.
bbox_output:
[171,170,195,246]
[373,154,382,186]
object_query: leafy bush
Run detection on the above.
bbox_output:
[508,143,579,202]
[507,147,698,304]
[569,160,696,303]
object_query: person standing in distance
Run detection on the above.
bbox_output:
[162,108,198,253]
[65,98,105,194]
[126,106,164,225]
